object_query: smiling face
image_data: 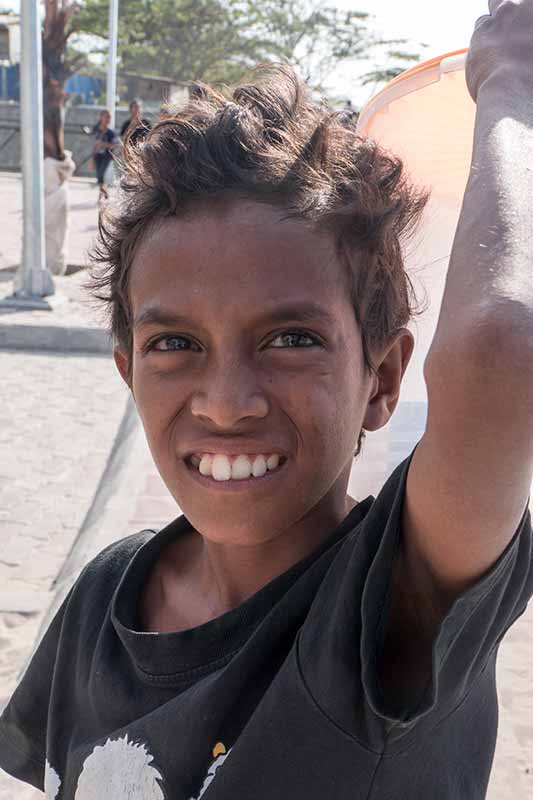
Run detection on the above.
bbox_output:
[115,199,412,546]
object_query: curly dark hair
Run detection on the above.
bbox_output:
[87,64,430,457]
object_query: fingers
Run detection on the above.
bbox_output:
[474,13,492,29]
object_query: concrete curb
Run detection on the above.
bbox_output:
[0,323,111,353]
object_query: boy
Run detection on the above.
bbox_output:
[1,2,533,797]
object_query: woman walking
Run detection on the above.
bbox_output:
[91,109,118,204]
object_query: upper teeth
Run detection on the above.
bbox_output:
[190,453,281,481]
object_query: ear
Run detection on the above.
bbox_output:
[113,347,132,388]
[362,329,415,432]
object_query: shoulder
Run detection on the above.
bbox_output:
[81,529,154,582]
[68,529,155,612]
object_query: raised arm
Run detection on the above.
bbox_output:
[394,0,533,633]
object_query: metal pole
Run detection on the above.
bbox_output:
[12,0,54,301]
[107,0,119,128]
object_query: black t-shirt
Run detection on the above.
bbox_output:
[1,449,532,799]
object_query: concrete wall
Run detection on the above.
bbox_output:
[0,103,141,177]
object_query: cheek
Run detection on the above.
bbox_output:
[284,362,363,459]
[131,361,184,435]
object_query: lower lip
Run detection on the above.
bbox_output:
[184,458,288,491]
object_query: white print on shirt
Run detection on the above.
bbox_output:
[190,742,232,800]
[74,733,165,799]
[44,760,61,799]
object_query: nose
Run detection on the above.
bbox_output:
[190,355,269,429]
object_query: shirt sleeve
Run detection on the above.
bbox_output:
[361,445,532,726]
[0,531,151,791]
[298,445,533,751]
[0,587,74,791]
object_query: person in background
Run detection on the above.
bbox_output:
[91,109,119,204]
[340,99,358,125]
[120,98,151,147]
[43,107,76,276]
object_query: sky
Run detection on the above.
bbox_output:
[327,0,489,104]
[5,0,489,106]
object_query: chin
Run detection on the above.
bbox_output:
[188,509,287,546]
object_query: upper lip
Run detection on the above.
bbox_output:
[182,442,288,459]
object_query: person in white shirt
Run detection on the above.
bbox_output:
[43,110,76,276]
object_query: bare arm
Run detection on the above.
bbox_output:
[431,71,533,348]
[389,1,533,655]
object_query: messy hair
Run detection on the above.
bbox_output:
[87,64,430,456]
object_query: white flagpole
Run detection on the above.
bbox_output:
[107,0,119,129]
[6,0,55,307]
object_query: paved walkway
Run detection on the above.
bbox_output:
[0,171,100,272]
[0,172,129,798]
[0,349,128,706]
[0,171,531,797]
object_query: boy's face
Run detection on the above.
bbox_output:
[117,200,412,545]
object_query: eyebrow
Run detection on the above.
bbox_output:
[133,302,336,331]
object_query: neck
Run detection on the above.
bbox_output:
[171,491,358,622]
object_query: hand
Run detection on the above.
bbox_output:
[466,0,533,102]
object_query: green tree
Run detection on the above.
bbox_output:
[72,0,425,94]
[242,0,423,93]
[359,49,428,88]
[72,0,268,86]
[37,0,426,151]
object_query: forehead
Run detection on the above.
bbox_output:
[129,200,351,320]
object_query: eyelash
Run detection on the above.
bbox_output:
[145,329,321,353]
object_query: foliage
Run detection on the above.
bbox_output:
[359,49,426,88]
[69,0,425,96]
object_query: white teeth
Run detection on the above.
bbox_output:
[266,454,280,471]
[252,455,267,477]
[191,453,284,481]
[211,454,232,481]
[231,455,253,480]
[199,454,212,476]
